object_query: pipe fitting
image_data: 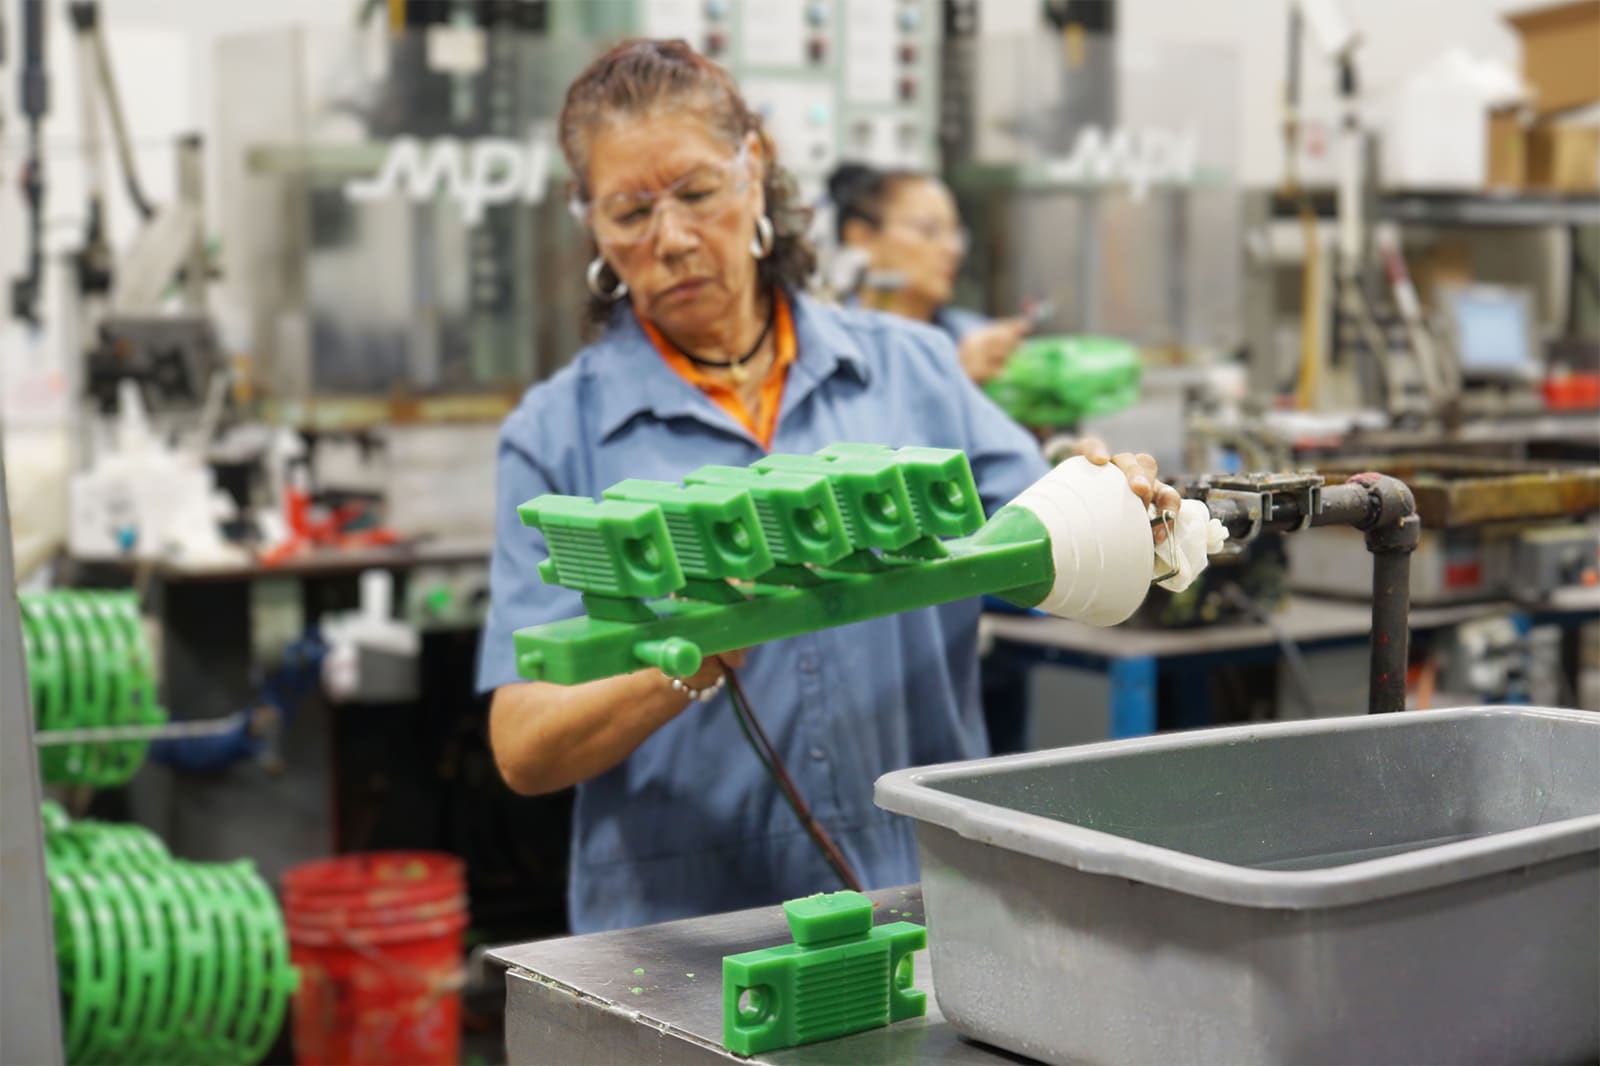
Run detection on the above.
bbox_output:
[1343,474,1420,555]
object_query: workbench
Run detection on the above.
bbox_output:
[491,885,1024,1065]
[984,594,1599,738]
[63,540,507,888]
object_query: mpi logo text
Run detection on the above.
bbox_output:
[345,124,557,225]
[1042,125,1200,199]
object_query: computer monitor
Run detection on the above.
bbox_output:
[1438,283,1541,383]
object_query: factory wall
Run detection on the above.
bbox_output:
[0,0,1542,293]
[1122,0,1534,186]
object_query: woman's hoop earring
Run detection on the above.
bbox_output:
[586,257,627,300]
[750,215,775,260]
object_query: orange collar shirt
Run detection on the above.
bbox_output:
[639,290,797,450]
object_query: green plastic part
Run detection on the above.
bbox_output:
[983,334,1141,428]
[817,444,986,540]
[41,800,71,833]
[754,453,920,553]
[722,891,926,1057]
[48,868,97,1062]
[21,603,71,782]
[602,479,774,582]
[684,465,852,569]
[43,597,96,783]
[521,496,686,601]
[21,590,166,789]
[632,638,703,678]
[514,503,1051,684]
[43,806,298,1066]
[511,443,1060,685]
[76,599,143,786]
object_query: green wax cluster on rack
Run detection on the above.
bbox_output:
[982,334,1141,428]
[510,443,1057,685]
[42,803,297,1066]
[683,465,852,570]
[20,590,166,787]
[521,444,987,602]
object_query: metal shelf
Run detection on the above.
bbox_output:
[1381,191,1600,228]
[1271,189,1600,228]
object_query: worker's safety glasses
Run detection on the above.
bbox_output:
[569,144,751,248]
[886,217,970,254]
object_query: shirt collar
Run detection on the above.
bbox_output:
[780,291,872,409]
[590,291,871,442]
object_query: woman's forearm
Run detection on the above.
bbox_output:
[488,670,694,795]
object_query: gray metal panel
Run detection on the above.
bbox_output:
[492,886,1023,1065]
[0,437,65,1065]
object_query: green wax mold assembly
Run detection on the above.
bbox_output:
[721,891,926,1057]
[984,334,1141,428]
[512,444,1058,686]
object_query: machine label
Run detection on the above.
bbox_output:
[345,123,557,225]
[1042,125,1199,200]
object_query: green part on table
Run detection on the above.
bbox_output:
[722,890,927,1056]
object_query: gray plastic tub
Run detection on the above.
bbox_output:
[875,706,1600,1065]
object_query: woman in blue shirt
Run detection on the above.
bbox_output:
[827,163,1030,386]
[478,39,1176,933]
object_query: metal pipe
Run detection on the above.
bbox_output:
[1367,548,1412,714]
[1309,482,1375,528]
[34,712,250,746]
[1203,473,1419,714]
[84,1,154,220]
[10,0,50,324]
[1350,476,1421,713]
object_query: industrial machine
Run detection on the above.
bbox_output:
[9,1,217,393]
[217,0,942,417]
[1290,454,1600,605]
[940,1,1242,357]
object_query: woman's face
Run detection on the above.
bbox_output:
[582,111,765,336]
[856,178,966,309]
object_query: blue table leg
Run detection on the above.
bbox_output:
[1109,656,1157,738]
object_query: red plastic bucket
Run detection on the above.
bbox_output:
[283,852,468,1065]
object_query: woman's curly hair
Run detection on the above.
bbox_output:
[558,38,816,327]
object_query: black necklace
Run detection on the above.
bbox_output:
[661,298,775,384]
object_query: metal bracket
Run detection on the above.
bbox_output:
[1201,471,1326,545]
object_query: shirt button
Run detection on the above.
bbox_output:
[810,748,827,761]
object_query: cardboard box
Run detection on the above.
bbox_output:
[1526,121,1600,190]
[1505,1,1600,116]
[1486,106,1528,186]
[1413,238,1475,306]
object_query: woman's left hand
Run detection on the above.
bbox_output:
[1074,437,1183,543]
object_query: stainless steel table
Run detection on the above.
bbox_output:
[490,886,1029,1065]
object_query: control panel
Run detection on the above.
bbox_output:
[638,0,941,184]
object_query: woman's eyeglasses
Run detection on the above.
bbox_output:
[570,144,751,248]
[885,217,970,254]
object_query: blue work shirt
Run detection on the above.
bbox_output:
[476,290,1047,933]
[842,293,990,346]
[932,304,990,344]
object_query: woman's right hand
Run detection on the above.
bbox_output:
[958,317,1030,385]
